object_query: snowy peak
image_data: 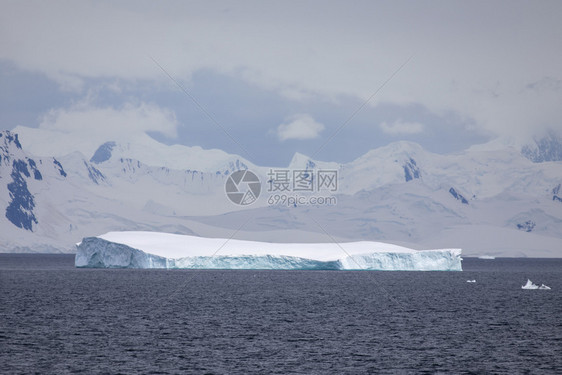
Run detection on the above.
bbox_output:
[13,125,256,174]
[403,158,421,182]
[334,141,427,193]
[287,152,339,171]
[0,130,22,152]
[349,141,426,178]
[5,158,41,231]
[90,141,116,164]
[87,135,254,174]
[0,130,24,165]
[357,141,424,161]
[521,131,562,162]
[288,152,313,169]
[0,130,68,232]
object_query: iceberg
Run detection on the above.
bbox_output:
[75,231,463,271]
[521,279,551,290]
[522,279,539,289]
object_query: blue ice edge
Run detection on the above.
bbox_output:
[75,237,463,271]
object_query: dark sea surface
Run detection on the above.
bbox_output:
[1,255,561,374]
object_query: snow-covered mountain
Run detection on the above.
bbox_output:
[521,130,562,163]
[1,128,561,257]
[13,124,257,172]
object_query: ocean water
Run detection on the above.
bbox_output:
[1,255,561,374]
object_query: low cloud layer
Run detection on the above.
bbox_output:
[380,120,424,135]
[1,1,561,155]
[14,99,179,157]
[277,114,325,141]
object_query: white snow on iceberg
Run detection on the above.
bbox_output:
[522,279,539,289]
[522,280,552,290]
[75,231,463,271]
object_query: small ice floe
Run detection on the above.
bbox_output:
[522,279,539,289]
[522,279,552,290]
[466,280,476,283]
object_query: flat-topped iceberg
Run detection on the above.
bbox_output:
[75,231,463,271]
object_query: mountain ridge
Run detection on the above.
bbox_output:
[1,128,561,257]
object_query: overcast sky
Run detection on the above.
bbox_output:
[1,1,561,166]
